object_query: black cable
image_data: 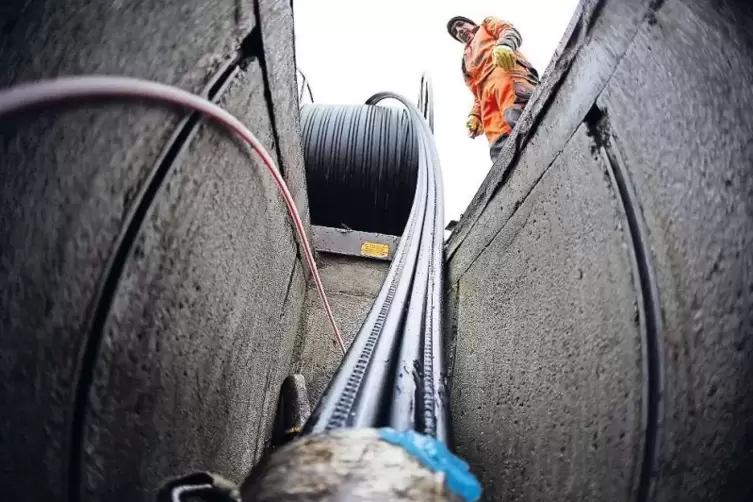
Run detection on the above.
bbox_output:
[303,76,448,442]
[367,86,448,442]
[301,104,418,235]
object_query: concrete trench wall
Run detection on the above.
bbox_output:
[3,0,752,500]
[0,0,309,500]
[446,0,753,500]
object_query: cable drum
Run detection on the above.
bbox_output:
[301,104,419,235]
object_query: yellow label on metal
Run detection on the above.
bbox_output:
[360,241,389,259]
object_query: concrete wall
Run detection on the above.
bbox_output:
[0,1,309,500]
[446,0,753,500]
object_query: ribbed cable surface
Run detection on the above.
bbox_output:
[301,104,419,235]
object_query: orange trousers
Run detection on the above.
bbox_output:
[478,68,534,146]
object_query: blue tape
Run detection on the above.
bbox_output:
[378,428,482,501]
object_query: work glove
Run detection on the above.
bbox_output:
[466,115,482,138]
[492,45,516,72]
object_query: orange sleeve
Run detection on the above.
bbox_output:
[482,16,522,51]
[461,56,481,119]
[470,97,481,119]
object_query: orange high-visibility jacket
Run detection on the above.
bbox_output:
[462,17,539,141]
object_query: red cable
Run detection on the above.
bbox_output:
[0,76,346,354]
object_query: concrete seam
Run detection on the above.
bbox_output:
[445,281,461,385]
[252,362,277,463]
[447,65,574,260]
[66,59,243,502]
[449,132,565,284]
[248,1,286,177]
[279,256,298,319]
[587,103,663,502]
[246,1,310,276]
[287,261,309,374]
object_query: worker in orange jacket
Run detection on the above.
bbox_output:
[447,16,539,160]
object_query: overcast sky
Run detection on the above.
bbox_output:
[293,0,580,222]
